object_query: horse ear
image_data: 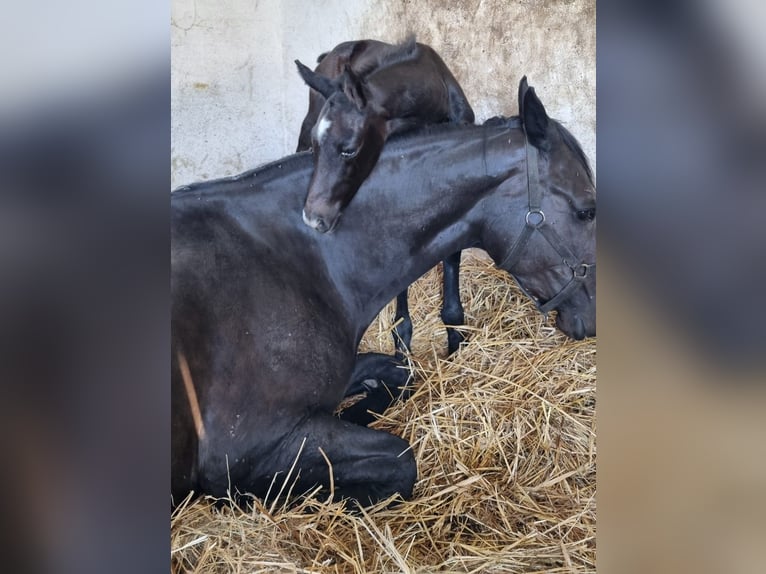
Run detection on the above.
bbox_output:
[521,83,551,150]
[295,59,335,99]
[341,65,368,110]
[517,75,529,117]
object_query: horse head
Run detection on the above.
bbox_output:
[295,60,389,233]
[488,77,596,339]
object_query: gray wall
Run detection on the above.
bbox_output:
[171,0,595,188]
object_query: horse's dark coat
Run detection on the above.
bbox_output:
[294,37,475,355]
[171,80,595,507]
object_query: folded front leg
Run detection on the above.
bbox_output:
[202,414,418,507]
[341,352,412,426]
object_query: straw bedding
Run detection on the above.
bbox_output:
[171,250,596,573]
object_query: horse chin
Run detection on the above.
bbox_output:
[302,208,342,234]
[555,310,595,340]
[324,213,342,233]
[312,212,341,234]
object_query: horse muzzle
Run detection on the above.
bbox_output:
[555,311,595,340]
[554,283,596,339]
[302,207,341,234]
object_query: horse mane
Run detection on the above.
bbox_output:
[172,151,312,194]
[482,115,593,182]
[483,115,521,129]
[380,118,511,154]
[356,36,420,79]
[383,115,514,141]
[554,122,594,183]
[385,114,593,182]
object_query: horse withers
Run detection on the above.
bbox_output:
[294,37,475,355]
[171,77,595,508]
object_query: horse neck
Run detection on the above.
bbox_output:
[320,126,527,330]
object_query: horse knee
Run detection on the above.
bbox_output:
[354,435,417,503]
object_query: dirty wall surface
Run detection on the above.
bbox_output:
[171,0,595,188]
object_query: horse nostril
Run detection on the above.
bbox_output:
[302,208,329,232]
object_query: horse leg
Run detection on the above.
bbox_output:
[340,352,412,426]
[249,414,417,507]
[441,251,466,355]
[393,289,413,354]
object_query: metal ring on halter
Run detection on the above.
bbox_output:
[525,209,545,227]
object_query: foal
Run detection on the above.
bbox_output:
[295,38,475,355]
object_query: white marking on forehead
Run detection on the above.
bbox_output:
[316,115,332,143]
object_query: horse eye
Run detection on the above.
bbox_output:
[577,208,596,222]
[340,148,358,159]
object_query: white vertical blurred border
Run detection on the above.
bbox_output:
[0,2,169,574]
[0,1,167,115]
[599,1,766,572]
[703,0,766,113]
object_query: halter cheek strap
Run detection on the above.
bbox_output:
[498,136,594,315]
[498,141,543,271]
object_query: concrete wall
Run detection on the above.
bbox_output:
[171,0,595,188]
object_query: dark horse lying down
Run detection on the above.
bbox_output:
[295,38,475,355]
[171,78,595,507]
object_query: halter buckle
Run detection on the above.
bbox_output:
[574,263,589,279]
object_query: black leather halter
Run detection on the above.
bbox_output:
[499,136,594,315]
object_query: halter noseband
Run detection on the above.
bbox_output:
[498,134,594,315]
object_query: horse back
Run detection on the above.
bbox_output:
[411,43,475,125]
[365,42,474,126]
[314,39,392,77]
